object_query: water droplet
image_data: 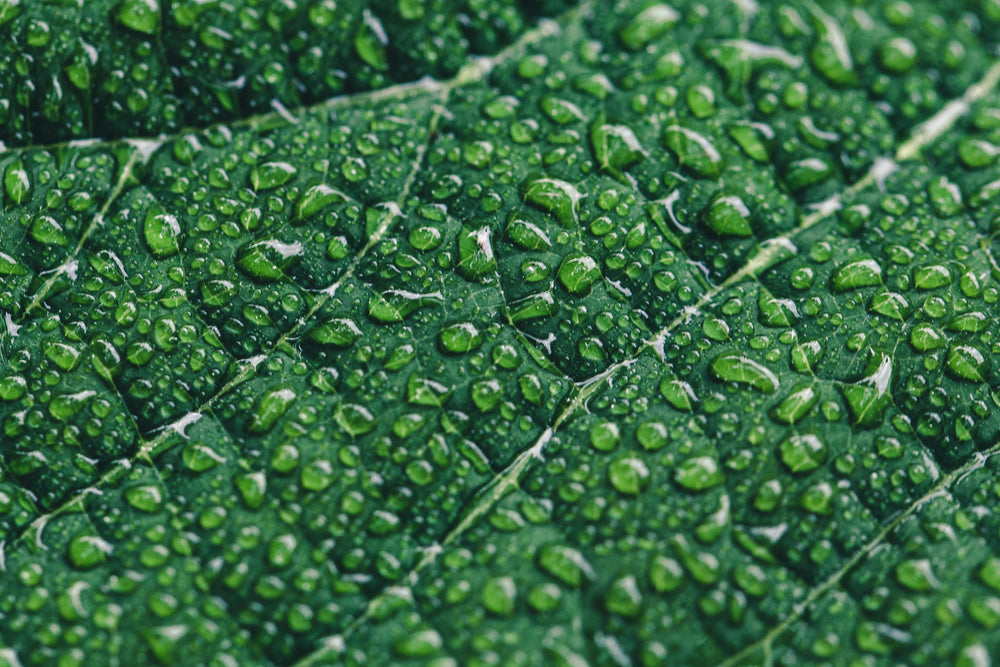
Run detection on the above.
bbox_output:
[335,403,377,435]
[509,291,558,323]
[537,544,595,586]
[297,183,347,221]
[840,350,893,428]
[482,95,520,119]
[879,37,917,73]
[959,139,1000,169]
[914,264,952,290]
[407,374,453,407]
[125,484,164,512]
[810,9,857,85]
[68,532,112,570]
[831,257,882,292]
[590,421,620,451]
[590,122,646,172]
[368,289,444,323]
[250,161,297,190]
[609,456,650,495]
[980,558,1000,593]
[868,290,911,321]
[4,159,30,205]
[557,254,601,295]
[703,194,752,237]
[0,375,27,401]
[770,383,818,425]
[710,353,779,393]
[791,340,823,373]
[910,324,946,352]
[31,215,69,246]
[117,0,159,35]
[928,176,963,217]
[393,629,442,658]
[200,279,237,307]
[143,206,181,259]
[307,317,362,348]
[686,85,716,118]
[727,121,774,162]
[895,558,940,592]
[182,441,227,471]
[462,140,494,169]
[521,175,584,227]
[618,4,680,51]
[675,455,724,491]
[44,341,81,371]
[235,239,302,283]
[234,471,267,509]
[50,390,96,420]
[439,322,483,354]
[663,124,725,179]
[0,250,27,277]
[659,378,699,411]
[456,227,497,282]
[355,9,389,70]
[649,555,684,592]
[605,575,643,617]
[782,157,834,191]
[540,96,585,125]
[506,216,551,251]
[471,378,503,411]
[482,576,517,616]
[247,386,297,434]
[778,433,828,473]
[947,344,989,382]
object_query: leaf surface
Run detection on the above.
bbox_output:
[3,1,1000,665]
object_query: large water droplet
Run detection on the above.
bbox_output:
[355,9,389,70]
[143,206,181,258]
[456,227,497,282]
[710,353,779,393]
[703,194,752,237]
[675,455,724,491]
[840,350,892,428]
[618,4,680,51]
[831,257,882,292]
[663,124,725,179]
[335,403,377,436]
[251,161,297,190]
[235,239,303,283]
[307,317,362,348]
[4,159,30,205]
[591,122,646,172]
[537,544,595,586]
[521,175,583,227]
[117,0,159,35]
[778,433,827,473]
[297,183,347,221]
[247,386,297,434]
[368,289,444,323]
[557,254,601,295]
[770,383,818,425]
[947,344,989,382]
[0,251,28,276]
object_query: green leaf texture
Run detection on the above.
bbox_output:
[4,1,1000,665]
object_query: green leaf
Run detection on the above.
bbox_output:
[4,0,1000,665]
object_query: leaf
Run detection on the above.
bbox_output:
[3,0,1000,665]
